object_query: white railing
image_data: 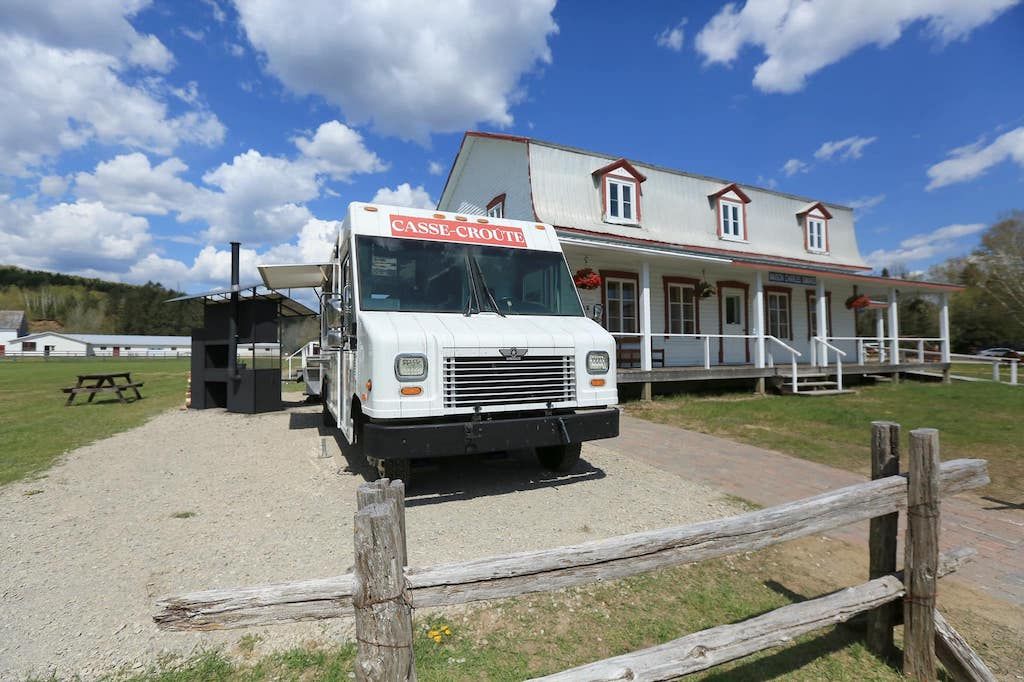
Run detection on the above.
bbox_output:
[813,337,847,391]
[285,346,305,380]
[611,332,803,391]
[0,351,192,360]
[822,337,945,366]
[767,336,802,393]
[946,352,1019,386]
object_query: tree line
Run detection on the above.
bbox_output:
[855,211,1024,352]
[0,266,202,335]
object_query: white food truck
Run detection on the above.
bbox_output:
[259,202,619,483]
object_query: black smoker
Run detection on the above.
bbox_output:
[186,242,282,413]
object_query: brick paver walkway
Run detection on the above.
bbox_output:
[604,415,1024,607]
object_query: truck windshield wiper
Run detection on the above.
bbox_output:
[469,255,506,317]
[464,254,480,316]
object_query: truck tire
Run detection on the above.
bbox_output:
[536,443,582,473]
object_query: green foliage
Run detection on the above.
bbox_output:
[0,358,192,485]
[0,265,201,335]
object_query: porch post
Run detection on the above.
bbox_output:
[816,278,827,368]
[939,292,951,363]
[754,271,766,369]
[640,261,652,400]
[875,308,886,363]
[888,288,900,383]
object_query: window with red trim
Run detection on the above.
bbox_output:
[485,193,505,219]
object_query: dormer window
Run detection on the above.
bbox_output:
[720,200,743,239]
[708,183,751,242]
[486,193,505,219]
[592,158,646,227]
[606,176,635,222]
[797,202,833,254]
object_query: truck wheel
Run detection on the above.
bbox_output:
[322,401,336,427]
[536,443,582,473]
[374,458,411,486]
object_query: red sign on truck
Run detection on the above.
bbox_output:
[389,214,527,248]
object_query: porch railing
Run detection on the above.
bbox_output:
[822,337,944,366]
[812,337,847,391]
[610,332,803,391]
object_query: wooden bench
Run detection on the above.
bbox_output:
[62,372,144,406]
[615,339,665,369]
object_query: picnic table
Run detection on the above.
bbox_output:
[62,372,144,406]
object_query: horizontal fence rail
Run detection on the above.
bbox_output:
[529,548,975,682]
[155,458,988,632]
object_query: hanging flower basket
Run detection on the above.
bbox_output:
[573,267,602,290]
[845,294,871,310]
[696,280,716,298]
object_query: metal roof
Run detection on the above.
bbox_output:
[166,285,316,317]
[11,332,191,346]
[258,263,330,289]
[0,310,26,330]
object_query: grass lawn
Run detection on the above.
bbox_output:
[0,358,193,485]
[100,544,919,682]
[627,381,1022,502]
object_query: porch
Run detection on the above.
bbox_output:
[559,232,959,395]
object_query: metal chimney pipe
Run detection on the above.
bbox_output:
[228,242,240,380]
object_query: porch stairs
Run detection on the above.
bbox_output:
[781,372,857,397]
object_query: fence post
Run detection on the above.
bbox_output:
[1011,360,1018,386]
[903,428,940,681]
[353,485,415,681]
[866,421,900,661]
[992,362,1000,383]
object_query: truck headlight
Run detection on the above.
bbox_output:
[586,351,609,375]
[394,354,427,381]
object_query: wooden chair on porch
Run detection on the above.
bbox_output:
[615,337,665,369]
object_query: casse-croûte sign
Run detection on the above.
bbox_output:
[768,271,817,286]
[389,214,527,248]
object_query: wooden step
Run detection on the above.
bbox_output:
[792,388,858,397]
[863,374,894,382]
[785,380,838,388]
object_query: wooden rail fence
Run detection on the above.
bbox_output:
[155,423,996,681]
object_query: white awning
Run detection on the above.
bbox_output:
[257,263,330,289]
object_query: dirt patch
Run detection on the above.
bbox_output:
[0,397,737,680]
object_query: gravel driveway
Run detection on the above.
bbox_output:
[0,396,737,680]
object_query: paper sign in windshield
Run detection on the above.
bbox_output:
[389,214,527,248]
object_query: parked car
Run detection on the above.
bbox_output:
[977,347,1021,359]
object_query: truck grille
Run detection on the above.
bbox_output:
[443,355,576,408]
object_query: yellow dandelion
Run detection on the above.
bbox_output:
[428,630,438,637]
[443,626,452,636]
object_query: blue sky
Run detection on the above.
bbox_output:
[2,0,1022,291]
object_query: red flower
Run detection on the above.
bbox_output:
[573,268,602,290]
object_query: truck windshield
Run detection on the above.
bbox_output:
[355,236,584,316]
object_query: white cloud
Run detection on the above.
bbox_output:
[293,120,387,181]
[234,0,558,140]
[74,153,199,215]
[695,0,1019,93]
[814,136,877,161]
[782,158,808,176]
[0,198,151,273]
[203,0,227,22]
[655,19,687,52]
[126,33,174,72]
[0,7,224,176]
[39,174,69,197]
[846,193,886,212]
[428,161,445,176]
[866,222,986,268]
[371,183,435,210]
[926,126,1024,190]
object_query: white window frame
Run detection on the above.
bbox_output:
[667,283,696,335]
[605,277,638,333]
[486,202,504,219]
[806,216,826,252]
[604,176,639,226]
[767,292,791,339]
[719,199,745,241]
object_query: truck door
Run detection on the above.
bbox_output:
[337,254,355,444]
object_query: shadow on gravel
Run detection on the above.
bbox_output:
[324,425,605,505]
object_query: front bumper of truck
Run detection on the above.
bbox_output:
[361,408,619,460]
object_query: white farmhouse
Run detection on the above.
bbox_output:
[438,132,962,394]
[5,331,281,358]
